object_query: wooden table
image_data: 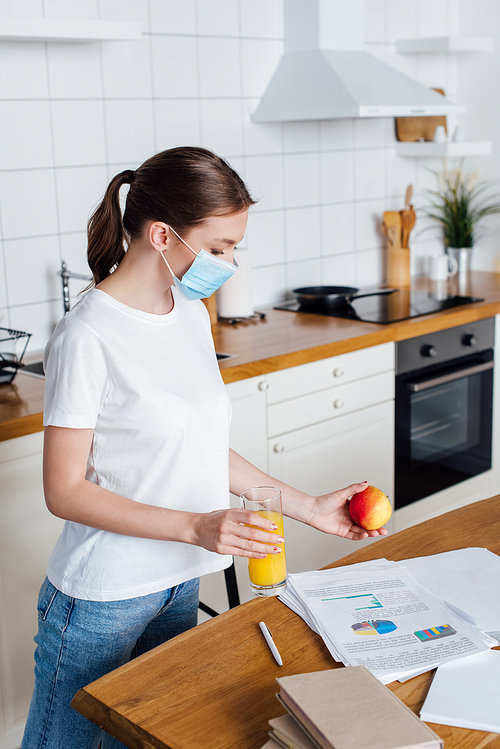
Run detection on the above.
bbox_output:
[73,496,500,749]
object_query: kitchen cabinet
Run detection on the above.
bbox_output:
[208,344,395,610]
[199,374,269,614]
[0,433,64,749]
[266,343,395,573]
[226,374,268,474]
[268,401,394,572]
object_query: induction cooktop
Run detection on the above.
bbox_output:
[274,288,484,324]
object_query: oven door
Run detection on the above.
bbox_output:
[395,349,493,509]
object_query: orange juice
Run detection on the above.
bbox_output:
[247,510,286,587]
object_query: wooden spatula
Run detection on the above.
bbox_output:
[400,185,416,249]
[404,185,413,210]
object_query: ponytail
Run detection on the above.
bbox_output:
[86,148,255,287]
[87,169,135,286]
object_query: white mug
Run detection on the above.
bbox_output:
[429,254,458,281]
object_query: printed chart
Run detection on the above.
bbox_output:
[352,620,397,636]
[321,593,383,614]
[414,624,457,642]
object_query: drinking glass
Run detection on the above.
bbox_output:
[240,486,287,597]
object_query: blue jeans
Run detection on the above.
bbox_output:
[22,576,200,749]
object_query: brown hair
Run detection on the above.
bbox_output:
[87,147,256,286]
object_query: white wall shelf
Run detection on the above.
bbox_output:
[0,16,141,42]
[396,140,492,158]
[396,36,494,54]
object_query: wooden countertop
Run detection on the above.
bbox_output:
[0,371,44,442]
[216,272,500,383]
[3,271,500,442]
[72,494,500,749]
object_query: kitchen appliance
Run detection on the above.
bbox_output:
[253,0,464,122]
[395,318,494,510]
[274,287,484,324]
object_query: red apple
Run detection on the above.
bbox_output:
[349,485,392,531]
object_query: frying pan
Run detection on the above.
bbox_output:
[293,286,395,309]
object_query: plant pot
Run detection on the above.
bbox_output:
[446,247,473,277]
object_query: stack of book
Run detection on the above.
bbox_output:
[261,667,443,749]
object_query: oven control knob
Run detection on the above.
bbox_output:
[462,334,477,347]
[421,344,437,358]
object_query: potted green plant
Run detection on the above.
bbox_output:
[421,162,500,275]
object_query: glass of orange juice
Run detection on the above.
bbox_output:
[240,486,287,597]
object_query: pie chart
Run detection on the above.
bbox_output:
[351,620,397,636]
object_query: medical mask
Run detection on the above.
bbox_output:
[161,227,238,301]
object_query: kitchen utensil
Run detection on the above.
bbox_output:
[383,211,403,234]
[405,185,413,210]
[386,224,401,248]
[395,88,447,142]
[398,186,416,250]
[292,286,395,309]
[400,208,416,249]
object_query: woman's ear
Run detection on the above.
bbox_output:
[148,221,171,252]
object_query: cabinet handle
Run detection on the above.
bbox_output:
[333,399,344,409]
[273,443,285,453]
[333,367,344,378]
[258,381,269,391]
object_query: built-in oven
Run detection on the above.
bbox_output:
[395,318,495,510]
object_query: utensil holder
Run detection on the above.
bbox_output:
[385,227,410,287]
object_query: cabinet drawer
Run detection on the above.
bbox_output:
[268,370,394,437]
[266,342,394,404]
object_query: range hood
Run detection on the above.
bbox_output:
[253,0,466,122]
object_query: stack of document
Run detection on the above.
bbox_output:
[420,649,500,732]
[279,550,498,684]
[261,667,443,749]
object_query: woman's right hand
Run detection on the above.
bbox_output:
[192,509,284,558]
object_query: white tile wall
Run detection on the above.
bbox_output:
[104,99,156,164]
[0,169,58,239]
[322,202,355,255]
[285,206,321,263]
[0,0,497,352]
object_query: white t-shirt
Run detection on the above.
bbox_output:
[43,287,232,601]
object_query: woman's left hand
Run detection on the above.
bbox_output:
[300,481,388,540]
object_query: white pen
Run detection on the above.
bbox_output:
[259,621,283,666]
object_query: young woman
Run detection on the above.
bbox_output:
[22,147,386,749]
